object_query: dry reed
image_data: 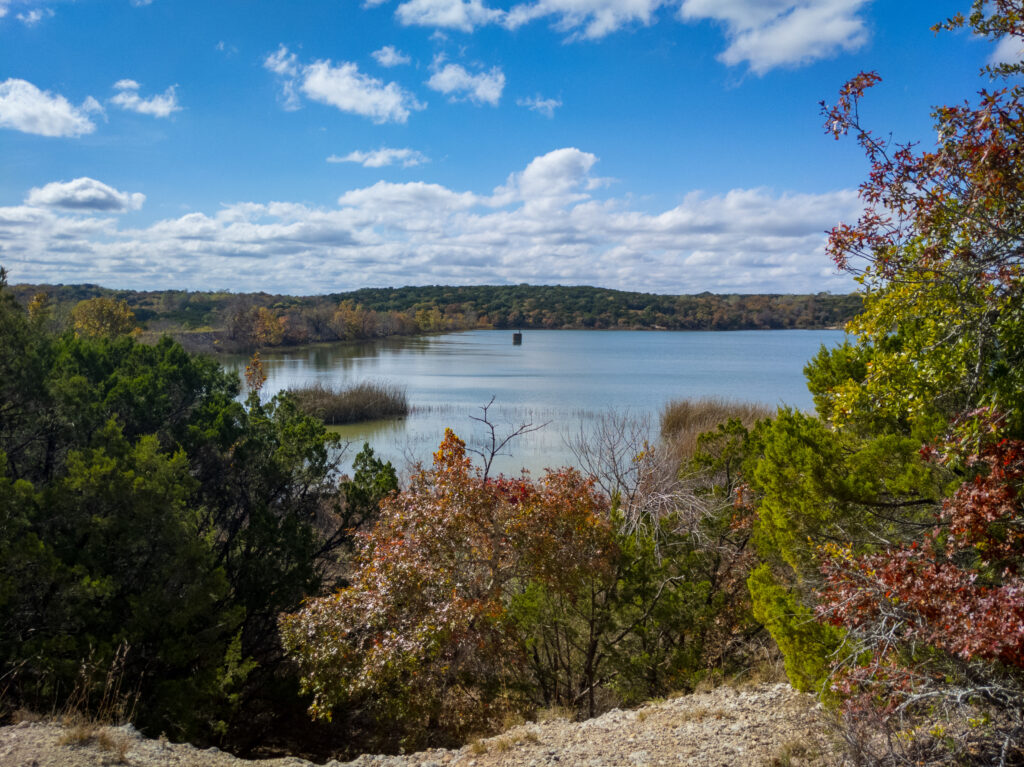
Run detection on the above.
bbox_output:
[659,397,772,463]
[287,381,408,424]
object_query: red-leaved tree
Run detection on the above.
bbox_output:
[279,429,615,748]
[810,3,1024,762]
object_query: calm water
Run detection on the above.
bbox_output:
[226,329,843,475]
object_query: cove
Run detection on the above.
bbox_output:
[225,328,845,475]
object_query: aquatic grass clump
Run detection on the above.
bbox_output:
[287,381,409,424]
[660,397,772,462]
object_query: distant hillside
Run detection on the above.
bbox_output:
[8,282,861,352]
[329,284,861,331]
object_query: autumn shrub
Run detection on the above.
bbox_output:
[287,381,408,424]
[281,429,618,748]
[280,411,768,752]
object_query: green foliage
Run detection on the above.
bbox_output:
[339,442,398,530]
[743,10,1024,762]
[747,565,839,694]
[0,278,345,743]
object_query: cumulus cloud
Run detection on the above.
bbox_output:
[0,149,861,295]
[264,45,424,123]
[679,0,870,74]
[517,94,561,117]
[328,147,429,167]
[372,45,412,67]
[396,0,502,31]
[110,79,181,117]
[26,177,145,212]
[426,60,504,105]
[0,78,96,137]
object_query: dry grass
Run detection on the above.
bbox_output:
[492,735,515,752]
[287,381,408,424]
[659,397,772,463]
[51,643,137,764]
[674,705,735,724]
[763,737,819,767]
[11,708,43,724]
[534,704,573,723]
[58,720,99,746]
[58,722,131,762]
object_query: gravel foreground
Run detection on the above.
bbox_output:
[0,683,835,767]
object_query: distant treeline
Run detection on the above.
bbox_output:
[8,282,861,352]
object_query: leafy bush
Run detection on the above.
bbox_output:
[744,5,1024,763]
[280,429,615,748]
[0,270,348,745]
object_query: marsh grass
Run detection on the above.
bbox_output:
[660,398,772,463]
[288,381,408,424]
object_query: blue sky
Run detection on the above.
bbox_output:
[0,0,1012,294]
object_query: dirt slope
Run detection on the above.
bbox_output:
[0,683,833,767]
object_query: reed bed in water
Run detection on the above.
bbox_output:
[287,381,408,424]
[660,397,773,462]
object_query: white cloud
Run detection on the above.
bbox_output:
[426,60,504,105]
[396,0,502,31]
[491,148,605,211]
[679,0,870,74]
[0,150,861,295]
[131,0,154,6]
[110,79,181,117]
[0,3,8,17]
[504,0,666,39]
[303,60,423,123]
[990,34,1024,66]
[264,46,424,123]
[0,78,96,137]
[328,147,429,167]
[517,94,561,117]
[17,7,53,24]
[26,177,145,212]
[372,45,412,67]
[383,0,868,57]
[264,45,299,78]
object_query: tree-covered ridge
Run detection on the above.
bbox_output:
[328,285,861,330]
[7,282,861,353]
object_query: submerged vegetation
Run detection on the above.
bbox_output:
[287,381,409,424]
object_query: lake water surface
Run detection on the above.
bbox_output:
[227,329,843,475]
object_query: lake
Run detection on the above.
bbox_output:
[226,329,844,476]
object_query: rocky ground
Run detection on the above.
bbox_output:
[0,683,836,767]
